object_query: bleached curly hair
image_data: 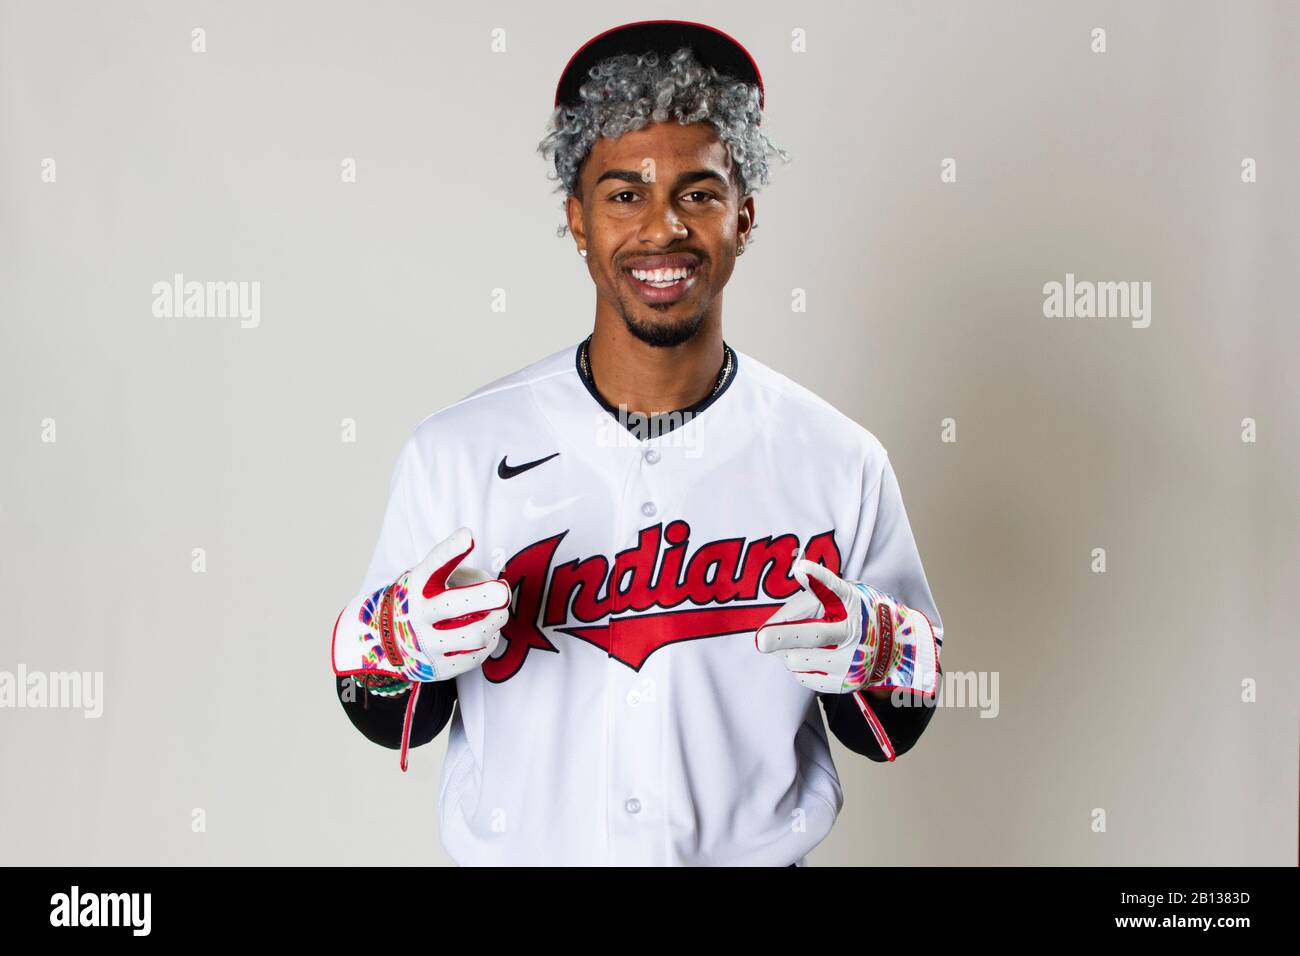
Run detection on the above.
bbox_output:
[537,46,790,241]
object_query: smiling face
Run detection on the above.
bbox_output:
[566,120,755,348]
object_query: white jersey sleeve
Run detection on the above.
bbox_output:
[331,435,459,755]
[359,436,437,597]
[819,446,944,762]
[843,449,944,654]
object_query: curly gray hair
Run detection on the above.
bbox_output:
[537,46,790,241]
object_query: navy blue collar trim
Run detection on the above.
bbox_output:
[573,337,739,437]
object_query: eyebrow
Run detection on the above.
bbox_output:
[594,167,731,189]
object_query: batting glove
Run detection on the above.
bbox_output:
[755,559,938,697]
[333,527,511,685]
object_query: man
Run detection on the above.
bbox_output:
[330,19,943,867]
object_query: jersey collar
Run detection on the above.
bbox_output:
[573,336,740,438]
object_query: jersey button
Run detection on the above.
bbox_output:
[624,798,642,815]
[640,501,657,517]
[643,448,660,465]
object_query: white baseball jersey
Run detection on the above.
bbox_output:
[333,341,943,866]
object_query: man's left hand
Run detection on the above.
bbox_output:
[755,559,931,696]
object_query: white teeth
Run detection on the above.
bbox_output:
[630,266,694,283]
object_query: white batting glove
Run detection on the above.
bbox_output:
[333,527,512,685]
[755,559,937,696]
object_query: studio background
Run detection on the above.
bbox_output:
[1,0,1296,865]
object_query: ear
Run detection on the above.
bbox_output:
[565,191,587,250]
[736,194,755,246]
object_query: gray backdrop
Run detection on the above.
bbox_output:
[1,0,1296,865]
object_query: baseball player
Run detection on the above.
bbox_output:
[330,19,943,867]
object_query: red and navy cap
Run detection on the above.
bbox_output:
[554,19,764,111]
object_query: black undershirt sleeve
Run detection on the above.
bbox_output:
[334,676,457,751]
[817,664,941,762]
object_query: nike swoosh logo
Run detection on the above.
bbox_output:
[523,494,581,520]
[497,452,560,480]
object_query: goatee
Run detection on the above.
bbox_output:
[619,305,707,348]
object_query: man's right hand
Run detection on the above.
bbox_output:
[332,527,512,684]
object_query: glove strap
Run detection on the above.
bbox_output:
[378,583,405,668]
[399,683,422,773]
[867,598,895,685]
[851,691,898,762]
[852,582,939,698]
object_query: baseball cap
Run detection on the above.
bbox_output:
[554,19,765,112]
